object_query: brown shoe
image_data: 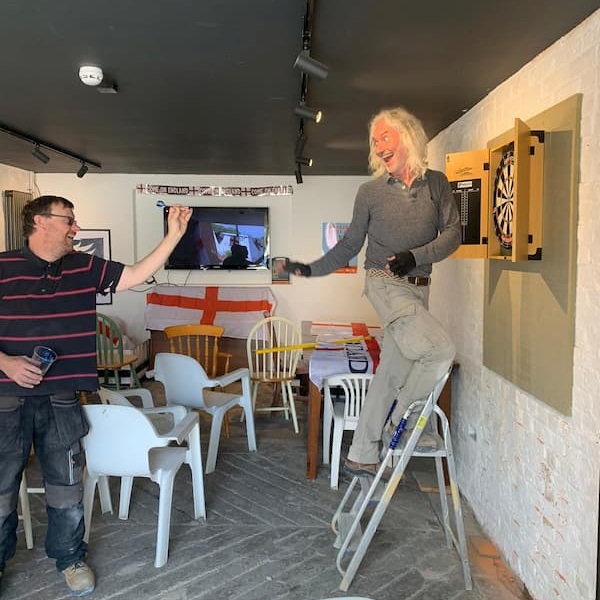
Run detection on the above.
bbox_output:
[344,459,380,477]
[61,561,95,596]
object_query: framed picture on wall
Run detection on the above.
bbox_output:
[73,229,113,305]
[271,257,290,284]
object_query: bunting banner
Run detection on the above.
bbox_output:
[144,285,276,339]
[135,184,293,197]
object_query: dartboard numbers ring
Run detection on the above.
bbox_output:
[492,148,514,250]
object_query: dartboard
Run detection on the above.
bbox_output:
[492,149,514,250]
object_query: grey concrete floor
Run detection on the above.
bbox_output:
[5,385,529,600]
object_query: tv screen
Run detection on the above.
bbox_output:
[164,206,270,270]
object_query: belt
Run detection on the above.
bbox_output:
[367,268,430,286]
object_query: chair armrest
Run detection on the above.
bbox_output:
[209,367,250,388]
[119,387,155,408]
[159,412,199,444]
[141,405,189,421]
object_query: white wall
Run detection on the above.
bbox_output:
[427,10,600,600]
[34,173,376,342]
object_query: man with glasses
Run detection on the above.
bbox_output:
[0,195,191,595]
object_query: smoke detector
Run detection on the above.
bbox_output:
[79,65,104,86]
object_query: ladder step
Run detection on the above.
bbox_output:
[335,512,362,551]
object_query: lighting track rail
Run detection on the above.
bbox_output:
[292,0,329,183]
[0,122,101,174]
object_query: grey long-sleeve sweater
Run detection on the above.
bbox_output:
[308,170,461,278]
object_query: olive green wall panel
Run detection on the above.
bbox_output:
[483,94,581,415]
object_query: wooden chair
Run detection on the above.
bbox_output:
[164,324,233,434]
[96,313,141,389]
[246,316,302,433]
[163,324,231,377]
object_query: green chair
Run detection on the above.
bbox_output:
[96,312,141,389]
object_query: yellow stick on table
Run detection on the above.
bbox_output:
[255,336,370,354]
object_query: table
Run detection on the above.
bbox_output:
[304,322,454,480]
[305,322,381,480]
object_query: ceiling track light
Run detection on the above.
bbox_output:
[292,1,325,182]
[0,122,101,175]
[294,50,329,80]
[77,162,89,178]
[296,156,313,167]
[32,144,50,164]
[294,104,322,123]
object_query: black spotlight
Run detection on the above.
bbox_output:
[295,167,303,184]
[76,162,89,178]
[32,144,50,164]
[294,104,322,123]
[296,156,313,167]
[294,51,329,80]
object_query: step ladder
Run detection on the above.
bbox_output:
[331,369,472,592]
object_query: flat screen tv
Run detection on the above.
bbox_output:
[163,206,270,270]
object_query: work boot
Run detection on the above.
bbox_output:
[61,561,95,596]
[344,459,380,477]
[344,459,393,480]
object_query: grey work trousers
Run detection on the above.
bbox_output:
[0,394,88,572]
[347,274,455,465]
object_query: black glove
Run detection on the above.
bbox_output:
[388,251,416,277]
[284,259,311,277]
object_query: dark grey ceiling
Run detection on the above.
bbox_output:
[1,1,598,177]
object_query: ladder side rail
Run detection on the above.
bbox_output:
[436,404,473,590]
[337,394,436,589]
[335,462,392,577]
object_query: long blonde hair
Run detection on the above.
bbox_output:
[367,107,429,179]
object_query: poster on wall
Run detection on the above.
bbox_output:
[271,257,290,284]
[73,229,113,305]
[322,222,357,273]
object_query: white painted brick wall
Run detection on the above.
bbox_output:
[428,9,600,600]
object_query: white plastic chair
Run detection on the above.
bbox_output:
[18,471,41,549]
[18,460,111,549]
[323,374,372,489]
[97,386,205,521]
[246,316,302,433]
[82,404,204,568]
[154,352,257,474]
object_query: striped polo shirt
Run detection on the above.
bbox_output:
[0,244,125,395]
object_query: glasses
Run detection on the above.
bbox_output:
[41,213,77,227]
